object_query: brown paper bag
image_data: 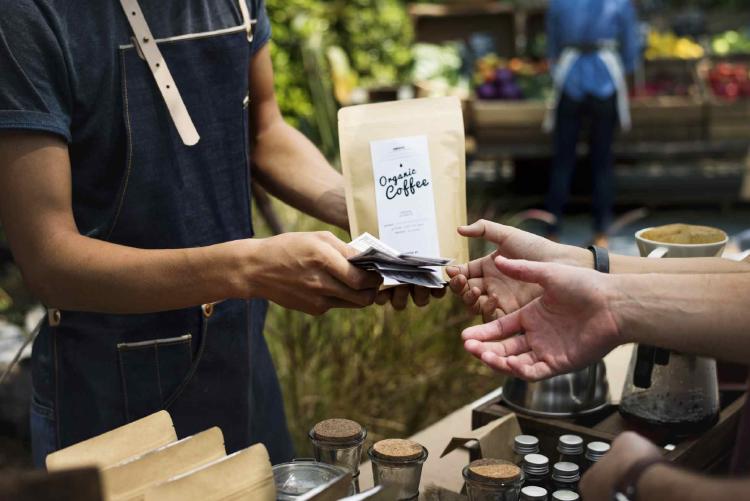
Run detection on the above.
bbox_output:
[102,427,226,501]
[339,97,469,268]
[143,443,274,501]
[46,411,177,471]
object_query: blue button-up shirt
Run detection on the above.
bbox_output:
[547,0,640,100]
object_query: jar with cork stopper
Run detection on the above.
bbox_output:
[368,438,428,500]
[462,458,524,501]
[309,418,367,492]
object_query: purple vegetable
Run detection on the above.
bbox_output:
[495,68,514,83]
[476,82,498,99]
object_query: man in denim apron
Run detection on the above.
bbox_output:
[0,0,438,467]
[544,0,640,246]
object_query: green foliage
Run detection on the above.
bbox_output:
[265,0,414,144]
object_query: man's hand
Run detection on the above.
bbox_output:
[580,432,662,501]
[461,257,622,381]
[446,220,592,321]
[375,285,447,310]
[245,231,382,315]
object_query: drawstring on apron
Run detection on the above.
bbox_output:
[544,40,631,133]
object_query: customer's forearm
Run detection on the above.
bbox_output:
[638,463,750,500]
[610,254,750,274]
[252,120,348,230]
[29,232,255,314]
[612,272,750,363]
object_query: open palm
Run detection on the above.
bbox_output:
[447,220,590,322]
[462,257,622,381]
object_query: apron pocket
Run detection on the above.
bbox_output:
[117,334,192,421]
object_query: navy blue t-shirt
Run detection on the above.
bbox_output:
[0,0,270,236]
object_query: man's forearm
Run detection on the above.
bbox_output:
[612,272,750,363]
[638,463,750,500]
[28,233,255,314]
[252,119,348,230]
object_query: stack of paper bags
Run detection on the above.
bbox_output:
[45,411,275,501]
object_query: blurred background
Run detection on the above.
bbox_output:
[2,0,750,466]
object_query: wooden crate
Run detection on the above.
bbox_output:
[470,99,549,144]
[408,2,516,57]
[472,391,746,473]
[625,95,706,143]
[697,57,750,142]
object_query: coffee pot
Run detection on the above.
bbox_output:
[618,225,726,438]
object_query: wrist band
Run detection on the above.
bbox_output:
[614,457,669,501]
[588,245,610,274]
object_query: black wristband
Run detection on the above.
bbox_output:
[588,245,610,274]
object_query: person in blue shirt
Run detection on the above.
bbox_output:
[544,0,641,246]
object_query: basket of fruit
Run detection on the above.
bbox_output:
[627,58,707,143]
[698,57,750,142]
[470,55,552,144]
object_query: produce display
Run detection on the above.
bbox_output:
[645,31,704,60]
[474,55,552,101]
[711,30,750,56]
[412,42,466,96]
[706,62,750,99]
[631,68,697,98]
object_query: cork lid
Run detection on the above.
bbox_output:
[467,459,521,482]
[311,419,364,444]
[371,439,424,461]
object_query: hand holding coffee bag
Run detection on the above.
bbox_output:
[339,97,469,271]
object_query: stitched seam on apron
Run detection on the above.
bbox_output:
[117,348,132,422]
[106,51,135,241]
[52,326,62,450]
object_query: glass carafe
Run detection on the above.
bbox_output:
[619,348,720,439]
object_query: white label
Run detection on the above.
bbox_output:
[369,135,440,258]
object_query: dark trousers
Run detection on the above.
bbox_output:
[546,92,618,234]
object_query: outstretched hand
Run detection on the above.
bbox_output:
[446,220,592,322]
[461,256,623,381]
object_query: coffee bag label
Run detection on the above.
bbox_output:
[369,135,440,257]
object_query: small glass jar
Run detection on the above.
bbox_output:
[551,462,580,492]
[368,439,428,500]
[522,454,550,491]
[309,419,367,492]
[513,435,540,465]
[551,489,580,501]
[520,485,548,501]
[462,459,524,501]
[556,435,584,467]
[582,441,610,474]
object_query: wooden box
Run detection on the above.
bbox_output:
[697,57,750,142]
[472,391,746,473]
[470,99,549,145]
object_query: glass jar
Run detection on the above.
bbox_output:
[309,419,367,492]
[462,459,524,501]
[582,442,610,474]
[522,454,550,491]
[273,460,354,500]
[556,435,583,467]
[551,462,580,492]
[551,490,580,501]
[368,439,428,500]
[513,435,540,466]
[520,485,548,501]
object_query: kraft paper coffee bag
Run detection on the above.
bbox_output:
[339,96,469,269]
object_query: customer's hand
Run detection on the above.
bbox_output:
[375,285,447,310]
[248,232,382,315]
[580,432,663,501]
[461,257,622,381]
[447,220,592,322]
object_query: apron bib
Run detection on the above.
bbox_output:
[31,0,293,464]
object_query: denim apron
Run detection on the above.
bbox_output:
[30,0,293,467]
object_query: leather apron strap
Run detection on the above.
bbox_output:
[118,0,201,146]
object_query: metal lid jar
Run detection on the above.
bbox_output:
[584,441,610,463]
[462,458,524,501]
[368,439,428,501]
[552,490,580,500]
[520,485,549,501]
